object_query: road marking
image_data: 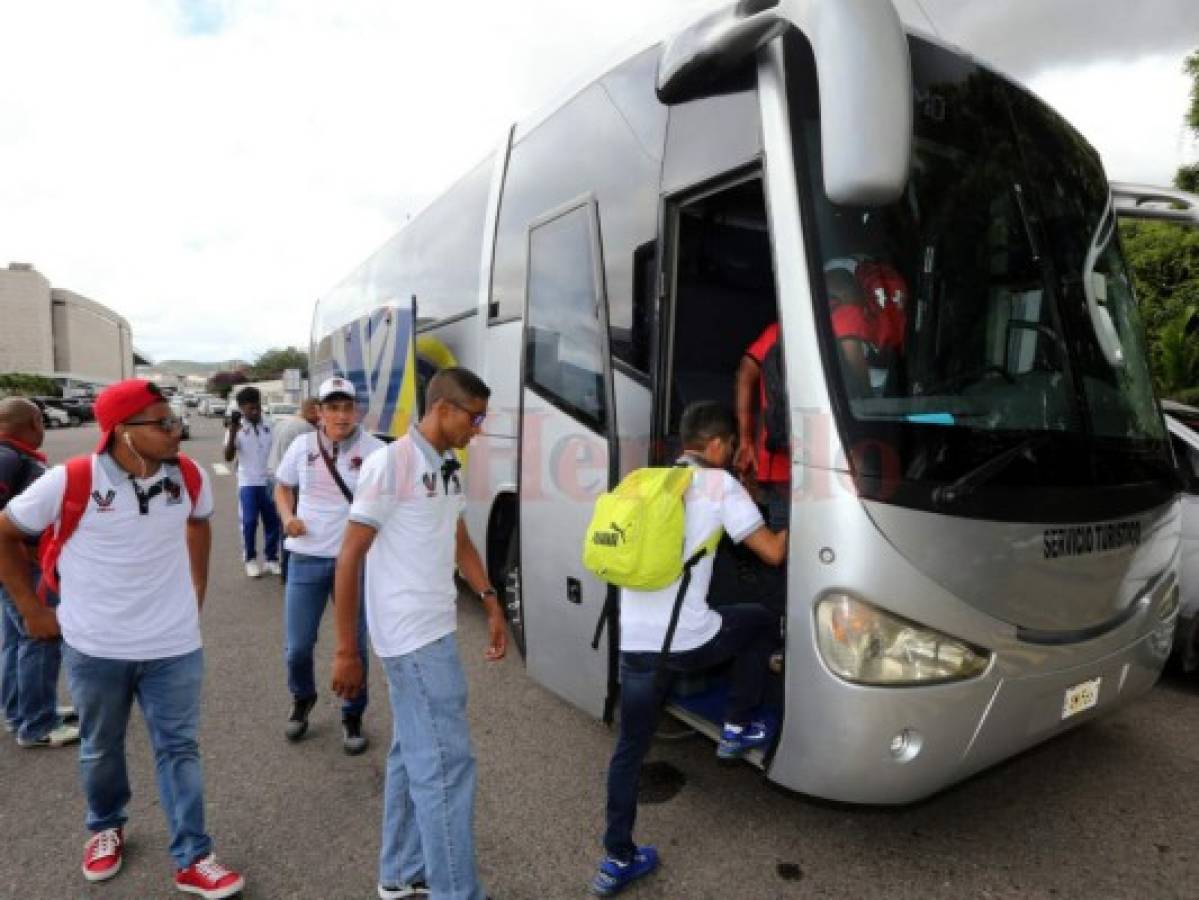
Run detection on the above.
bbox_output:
[212,463,231,476]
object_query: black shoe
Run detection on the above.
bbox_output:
[342,714,368,755]
[377,881,430,898]
[285,695,317,742]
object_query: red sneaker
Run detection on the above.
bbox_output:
[174,854,245,899]
[82,827,124,883]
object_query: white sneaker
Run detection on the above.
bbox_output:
[17,721,80,748]
[245,560,263,578]
[263,560,282,576]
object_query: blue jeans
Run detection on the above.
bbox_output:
[284,552,368,716]
[238,483,281,562]
[379,634,484,900]
[1,592,18,725]
[1,580,64,742]
[63,646,212,869]
[603,603,777,862]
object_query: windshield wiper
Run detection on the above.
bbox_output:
[932,434,1052,506]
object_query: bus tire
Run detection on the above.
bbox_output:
[1174,614,1199,675]
[499,529,526,659]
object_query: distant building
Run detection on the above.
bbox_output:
[0,262,141,386]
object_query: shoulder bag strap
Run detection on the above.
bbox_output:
[317,433,353,503]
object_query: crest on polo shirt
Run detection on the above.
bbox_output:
[421,471,437,497]
[306,452,319,466]
[350,456,363,471]
[91,489,116,511]
[163,478,184,505]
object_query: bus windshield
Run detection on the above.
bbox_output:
[786,33,1175,521]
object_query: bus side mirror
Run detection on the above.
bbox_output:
[657,0,912,207]
[657,0,788,104]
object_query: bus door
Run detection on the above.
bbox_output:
[518,197,619,719]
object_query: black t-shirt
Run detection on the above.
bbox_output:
[0,444,45,544]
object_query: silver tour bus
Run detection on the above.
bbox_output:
[310,0,1185,803]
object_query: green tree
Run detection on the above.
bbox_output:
[1154,305,1199,400]
[249,346,308,380]
[1175,50,1199,192]
[0,373,62,397]
[206,370,248,399]
[1121,46,1199,398]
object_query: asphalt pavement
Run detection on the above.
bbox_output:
[1,415,1198,899]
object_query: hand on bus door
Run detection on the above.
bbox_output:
[331,649,364,699]
[734,442,757,479]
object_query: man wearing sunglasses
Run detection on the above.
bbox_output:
[331,366,505,900]
[0,379,244,899]
[273,377,383,754]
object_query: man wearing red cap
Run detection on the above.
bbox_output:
[0,379,244,899]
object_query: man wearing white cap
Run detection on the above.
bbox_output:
[273,377,383,754]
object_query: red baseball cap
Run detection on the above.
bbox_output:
[94,379,166,453]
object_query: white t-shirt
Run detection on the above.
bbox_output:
[6,454,214,660]
[349,430,465,658]
[275,428,385,558]
[267,415,315,476]
[233,421,273,487]
[619,466,765,654]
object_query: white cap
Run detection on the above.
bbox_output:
[318,377,356,402]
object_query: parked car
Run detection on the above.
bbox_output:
[201,397,227,418]
[265,401,298,427]
[29,398,71,429]
[31,396,88,427]
[1163,399,1199,672]
[169,397,192,440]
[56,397,95,423]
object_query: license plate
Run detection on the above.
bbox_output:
[1061,677,1101,720]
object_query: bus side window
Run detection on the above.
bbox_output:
[525,203,609,431]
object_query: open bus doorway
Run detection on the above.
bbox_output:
[655,173,789,761]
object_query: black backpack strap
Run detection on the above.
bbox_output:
[591,592,613,650]
[652,545,709,692]
[316,433,353,503]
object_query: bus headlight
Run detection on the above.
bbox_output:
[815,594,991,685]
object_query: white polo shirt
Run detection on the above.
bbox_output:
[233,420,273,487]
[620,465,765,654]
[349,428,465,658]
[275,427,385,558]
[6,453,214,661]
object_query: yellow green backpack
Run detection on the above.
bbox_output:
[582,465,722,591]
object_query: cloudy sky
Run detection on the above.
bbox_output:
[1,0,1196,364]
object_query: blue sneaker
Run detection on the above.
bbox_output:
[590,846,659,896]
[716,720,770,759]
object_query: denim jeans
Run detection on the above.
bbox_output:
[238,483,281,562]
[63,645,212,869]
[603,603,777,862]
[284,552,368,716]
[1,579,64,742]
[379,633,484,900]
[1,592,18,726]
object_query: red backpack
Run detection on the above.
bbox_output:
[38,453,203,597]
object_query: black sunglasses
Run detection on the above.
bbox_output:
[445,399,487,427]
[124,416,184,433]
